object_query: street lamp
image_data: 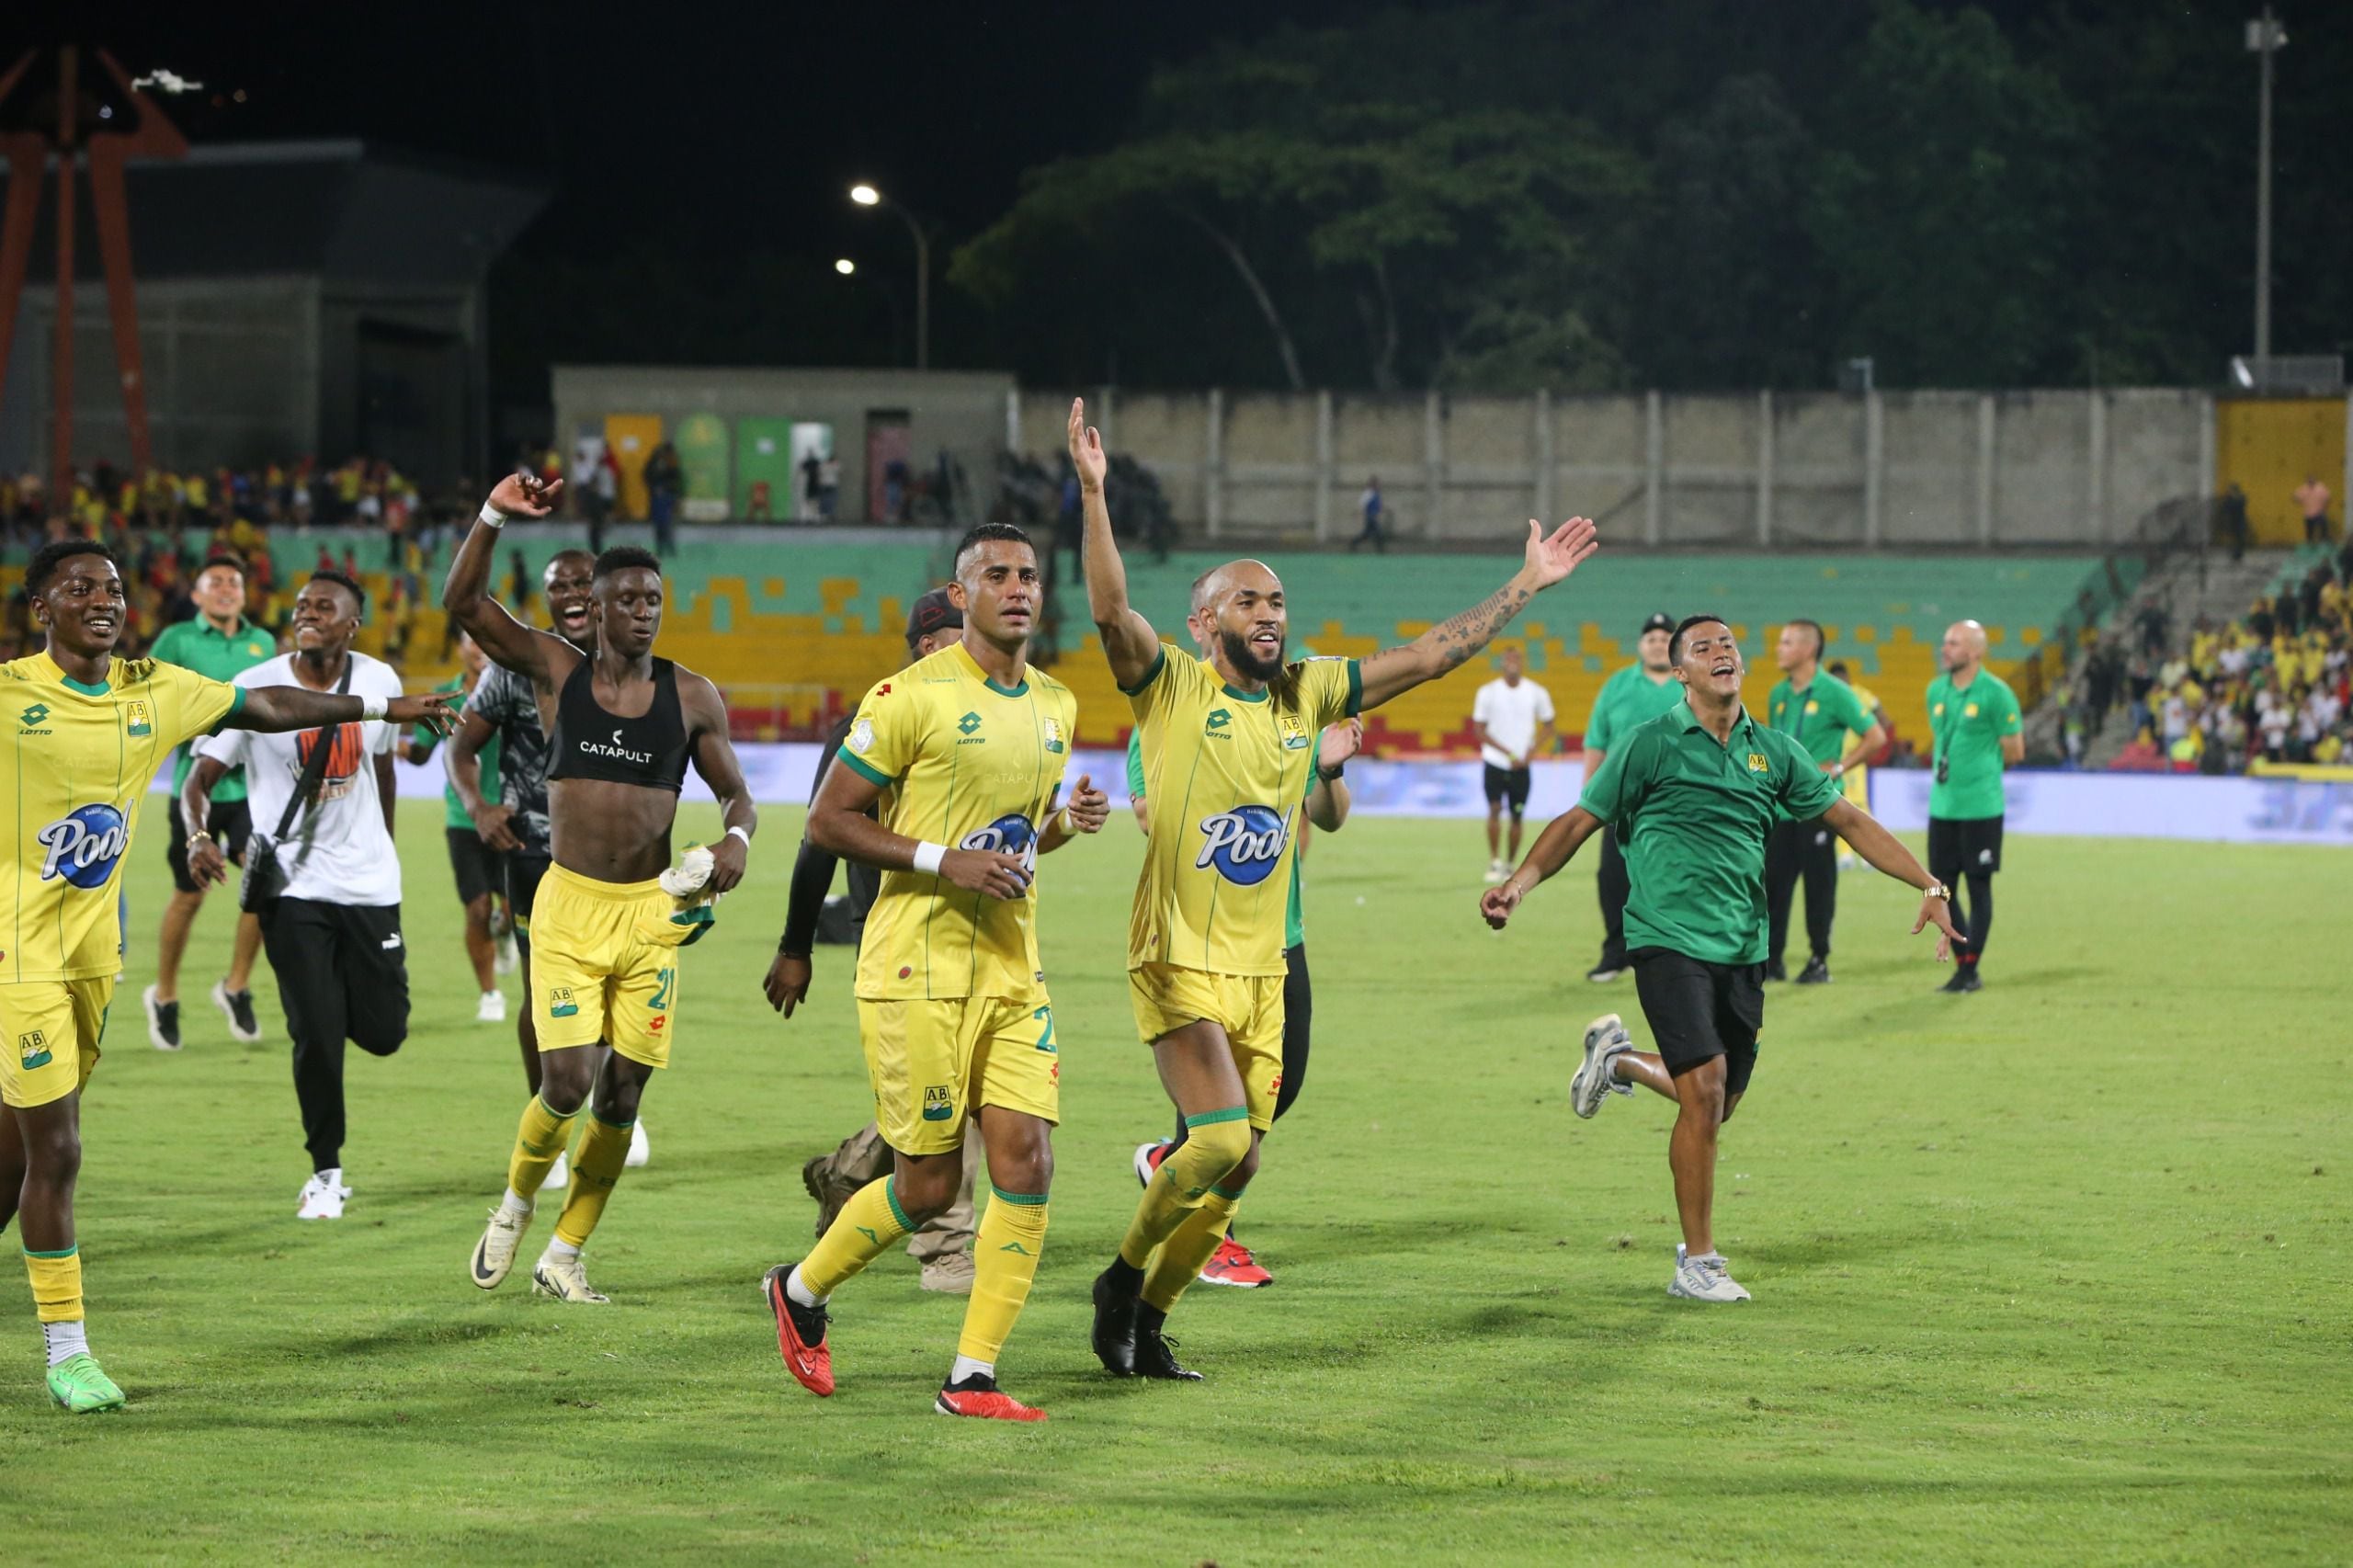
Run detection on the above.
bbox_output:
[848,181,930,370]
[2247,7,2288,363]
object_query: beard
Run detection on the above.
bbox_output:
[1220,625,1286,682]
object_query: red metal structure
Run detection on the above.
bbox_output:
[0,47,188,497]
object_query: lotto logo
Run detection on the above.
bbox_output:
[19,703,49,727]
[957,711,983,736]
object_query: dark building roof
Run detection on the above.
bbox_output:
[2,140,548,288]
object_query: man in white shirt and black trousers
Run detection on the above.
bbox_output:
[1473,645,1555,883]
[182,571,412,1222]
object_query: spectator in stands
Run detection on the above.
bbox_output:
[1351,476,1386,553]
[818,452,841,520]
[801,448,824,523]
[2218,483,2251,561]
[643,441,683,553]
[2296,474,2334,545]
[572,437,615,552]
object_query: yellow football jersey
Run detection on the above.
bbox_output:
[1128,646,1358,977]
[835,641,1077,1002]
[1,652,241,982]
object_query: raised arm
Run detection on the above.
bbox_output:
[441,472,579,687]
[1070,399,1160,688]
[680,671,756,894]
[1358,517,1598,711]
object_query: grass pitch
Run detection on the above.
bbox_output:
[0,806,2345,1565]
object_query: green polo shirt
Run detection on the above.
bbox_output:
[414,676,502,833]
[1584,664,1686,754]
[1925,669,2020,821]
[1765,669,1872,767]
[1128,724,1314,948]
[1578,700,1841,964]
[149,615,278,801]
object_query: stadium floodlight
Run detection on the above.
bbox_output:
[834,258,857,276]
[2246,7,2288,360]
[847,181,929,369]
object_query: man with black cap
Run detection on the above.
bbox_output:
[1579,612,1683,982]
[767,587,982,1293]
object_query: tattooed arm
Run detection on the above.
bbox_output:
[1358,517,1600,711]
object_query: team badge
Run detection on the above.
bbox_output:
[922,1085,954,1121]
[1041,716,1066,755]
[1803,700,1818,716]
[848,718,875,754]
[1964,703,1980,718]
[1933,703,1946,717]
[548,985,578,1018]
[18,1030,51,1072]
[124,699,153,736]
[1279,713,1310,750]
[1746,753,1770,774]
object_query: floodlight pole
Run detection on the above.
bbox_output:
[2249,7,2285,363]
[853,185,931,370]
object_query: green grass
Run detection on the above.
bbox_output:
[2,807,2346,1565]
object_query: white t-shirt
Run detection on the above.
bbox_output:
[197,653,406,906]
[1472,676,1555,770]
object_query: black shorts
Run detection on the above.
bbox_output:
[1483,764,1532,813]
[507,853,551,926]
[447,827,506,906]
[1631,947,1764,1096]
[1927,814,2006,877]
[166,798,252,894]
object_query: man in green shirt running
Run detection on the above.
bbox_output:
[1482,615,1959,1303]
[1925,619,2022,994]
[1580,611,1683,983]
[404,632,507,1023]
[144,555,278,1051]
[1762,619,1885,985]
[1125,573,1358,1290]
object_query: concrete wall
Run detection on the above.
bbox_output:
[1014,385,2222,549]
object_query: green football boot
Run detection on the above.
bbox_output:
[46,1352,126,1414]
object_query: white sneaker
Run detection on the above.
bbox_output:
[540,1151,570,1194]
[1669,1251,1751,1302]
[1483,860,1508,885]
[296,1170,349,1221]
[476,990,507,1024]
[142,984,181,1051]
[1571,1014,1635,1119]
[210,979,264,1043]
[470,1199,533,1290]
[531,1251,610,1303]
[625,1119,651,1168]
[494,932,518,976]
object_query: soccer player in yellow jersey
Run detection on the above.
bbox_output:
[0,540,452,1413]
[765,522,1108,1421]
[1069,398,1600,1380]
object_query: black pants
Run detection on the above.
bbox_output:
[260,898,411,1173]
[1172,942,1313,1147]
[1765,817,1838,964]
[1596,827,1631,970]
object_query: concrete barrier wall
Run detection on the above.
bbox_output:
[1015,385,2222,549]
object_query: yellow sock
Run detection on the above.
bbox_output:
[23,1245,82,1324]
[551,1111,633,1248]
[1117,1108,1250,1268]
[1142,1187,1241,1313]
[956,1187,1047,1365]
[506,1094,579,1202]
[800,1176,915,1298]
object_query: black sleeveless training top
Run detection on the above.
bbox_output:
[546,656,691,793]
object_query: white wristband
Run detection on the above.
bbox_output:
[726,824,753,850]
[1055,807,1075,835]
[912,841,948,875]
[358,694,388,722]
[478,503,508,529]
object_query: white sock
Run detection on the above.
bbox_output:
[500,1187,533,1218]
[317,1166,343,1190]
[544,1237,582,1263]
[785,1264,825,1309]
[948,1354,994,1386]
[43,1319,89,1368]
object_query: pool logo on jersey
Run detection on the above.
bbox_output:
[1195,803,1293,887]
[960,812,1039,875]
[35,804,130,890]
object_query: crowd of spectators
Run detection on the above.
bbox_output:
[2058,539,2353,774]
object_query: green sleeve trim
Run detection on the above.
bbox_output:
[989,1185,1050,1206]
[21,1244,78,1259]
[835,750,893,789]
[1184,1106,1251,1129]
[884,1175,915,1233]
[1209,1183,1250,1201]
[1345,657,1363,717]
[1120,646,1168,697]
[208,684,248,736]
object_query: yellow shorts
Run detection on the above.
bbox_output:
[1128,962,1285,1131]
[0,978,111,1110]
[528,864,708,1070]
[858,994,1061,1157]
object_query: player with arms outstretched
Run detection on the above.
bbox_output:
[447,474,757,1304]
[763,522,1105,1421]
[1,540,453,1412]
[1073,397,1599,1380]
